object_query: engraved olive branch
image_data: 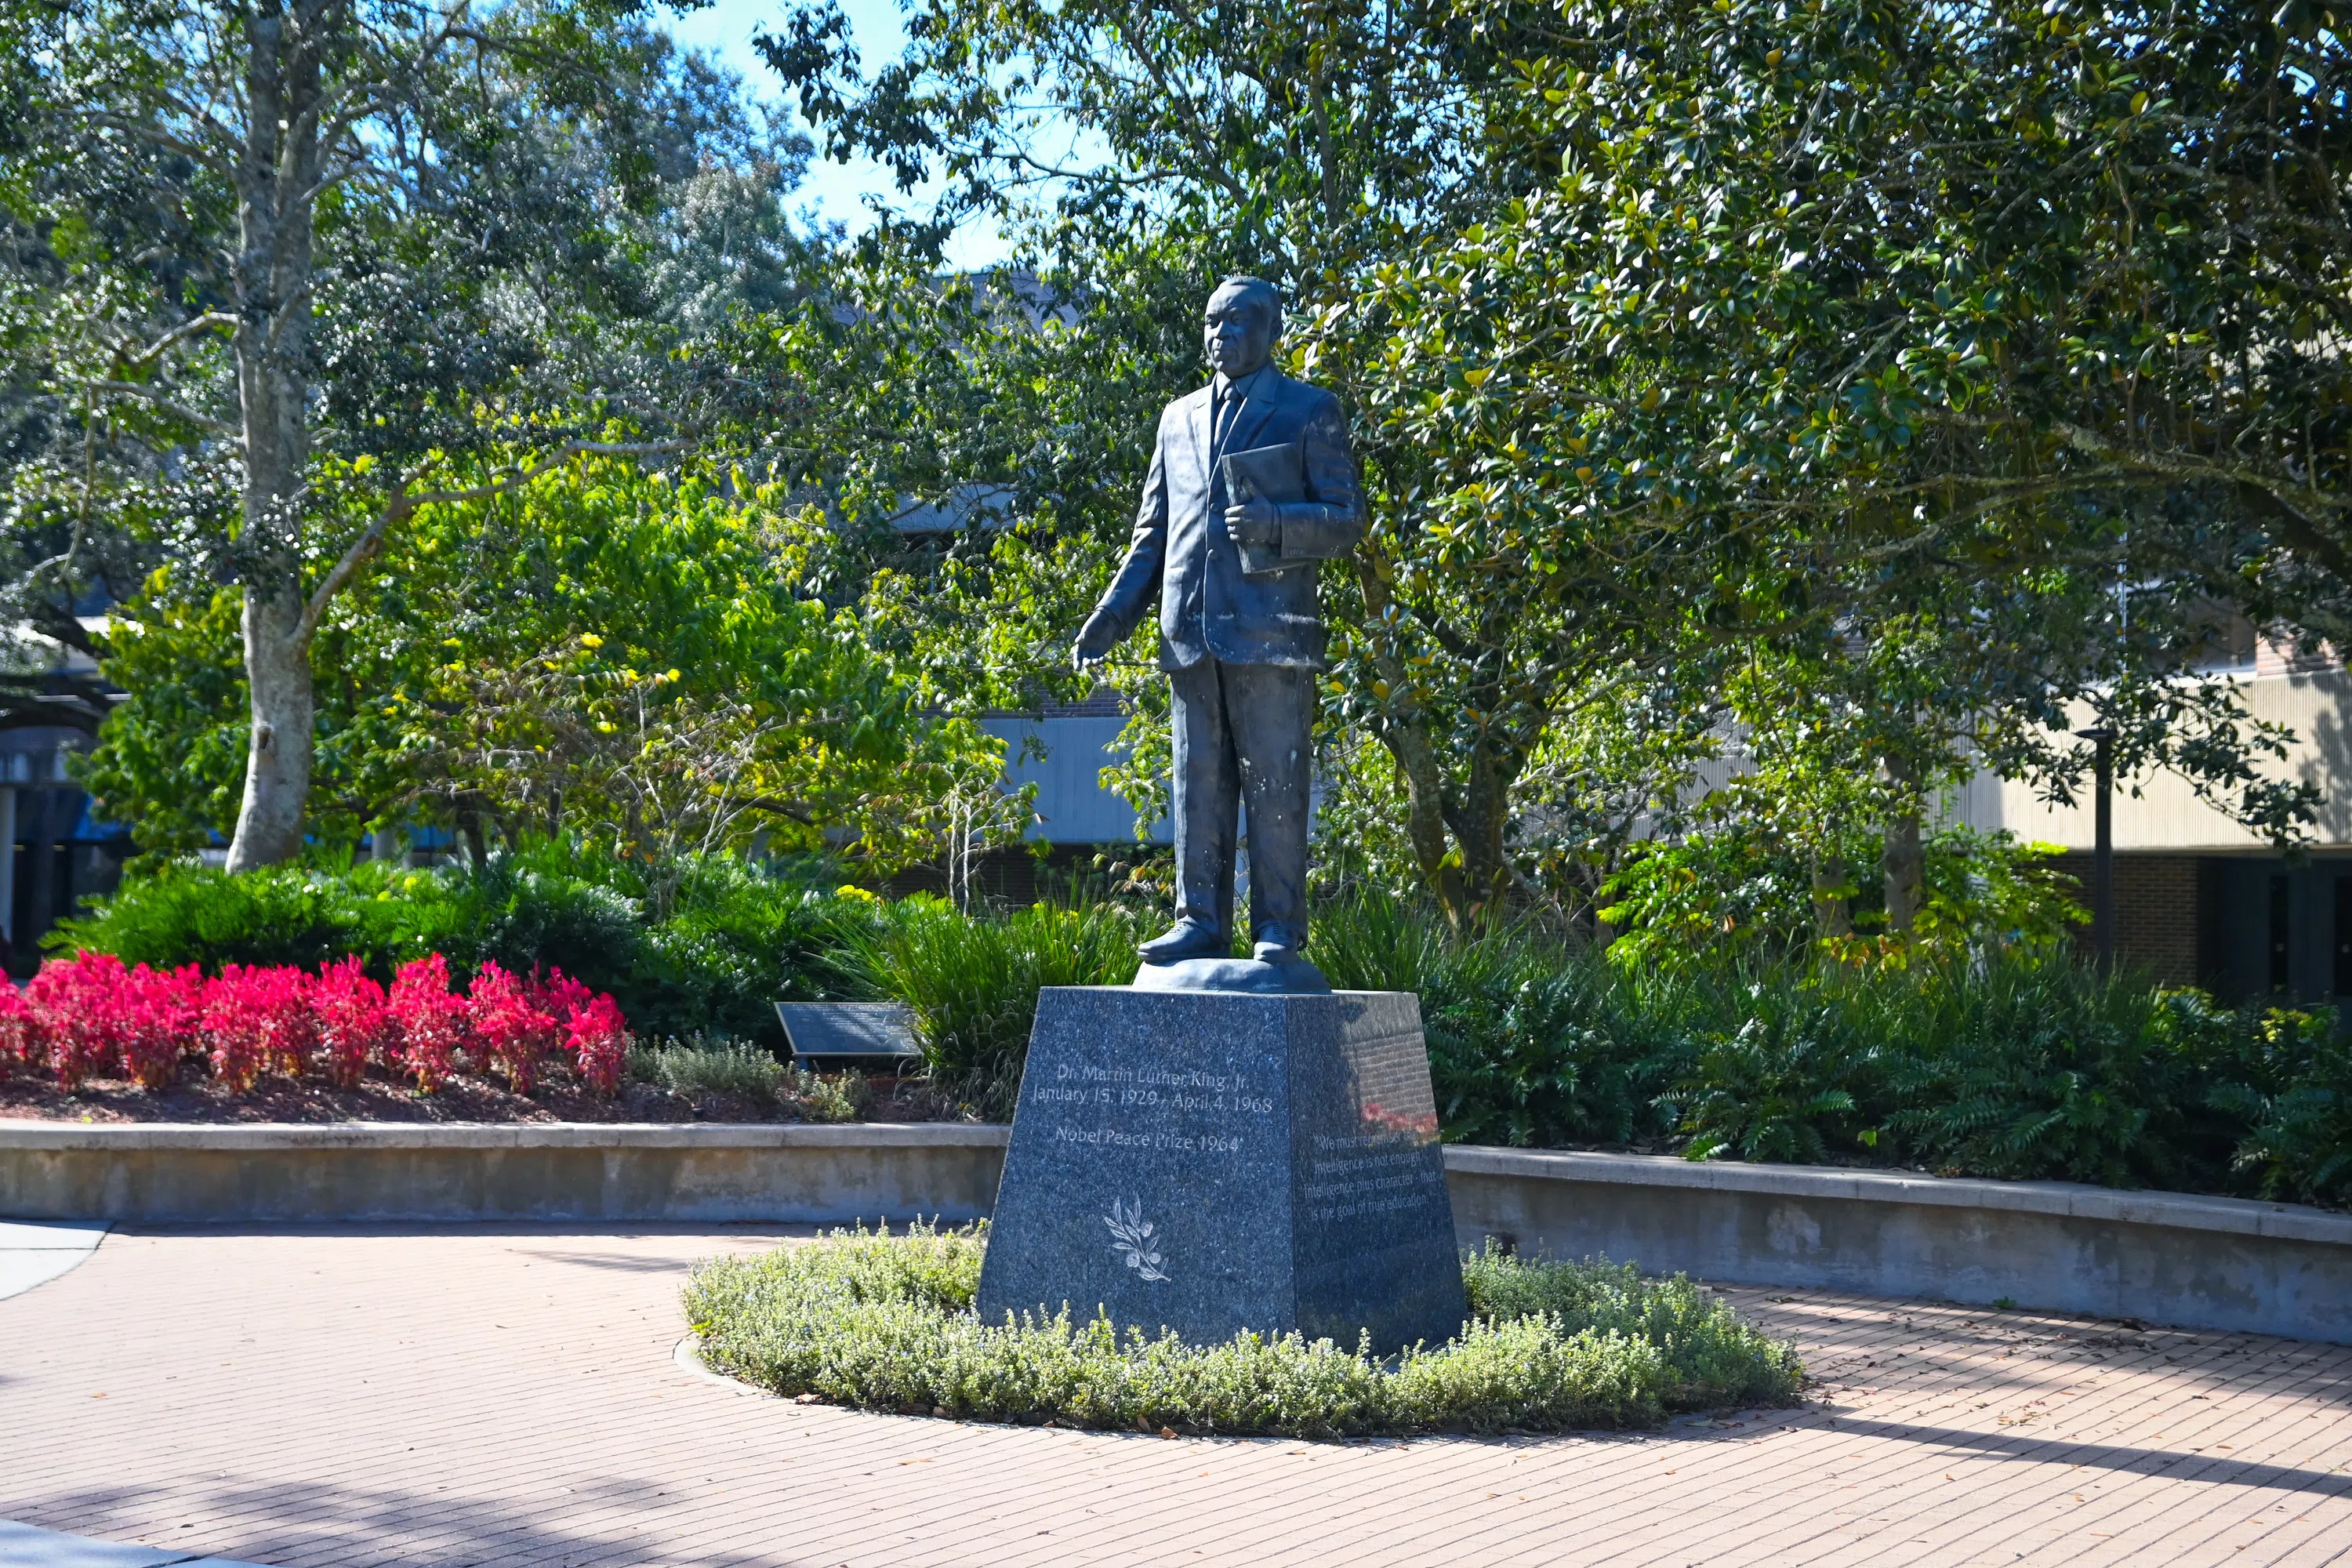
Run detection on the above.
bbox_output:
[1103,1197,1169,1283]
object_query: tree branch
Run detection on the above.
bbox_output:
[85,379,238,438]
[83,111,234,176]
[120,312,240,368]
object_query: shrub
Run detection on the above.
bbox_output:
[1312,889,2350,1203]
[387,953,468,1092]
[0,983,36,1075]
[52,847,881,1055]
[1429,967,1688,1149]
[1306,890,1475,995]
[793,1068,869,1123]
[630,1038,788,1102]
[6,946,632,1098]
[838,898,1145,1116]
[1459,1248,1802,1409]
[247,964,318,1078]
[523,962,631,1094]
[201,964,313,1091]
[416,847,647,989]
[311,956,394,1090]
[564,993,631,1095]
[120,963,205,1091]
[684,1228,1802,1437]
[468,960,561,1093]
[35,861,2352,1207]
[2209,1005,2352,1210]
[528,965,595,1020]
[1674,988,1873,1164]
[1312,895,1687,1149]
[627,858,887,1048]
[52,861,363,971]
[27,953,134,1091]
[1875,960,2220,1186]
[625,1039,870,1120]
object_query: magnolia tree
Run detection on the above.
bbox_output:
[754,0,2345,926]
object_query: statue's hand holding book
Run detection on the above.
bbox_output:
[1219,442,1308,575]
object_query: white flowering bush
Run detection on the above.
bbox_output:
[684,1225,1802,1438]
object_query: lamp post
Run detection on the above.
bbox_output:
[2077,727,2116,971]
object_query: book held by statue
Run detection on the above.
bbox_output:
[1220,441,1309,577]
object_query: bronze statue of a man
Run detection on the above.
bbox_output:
[1075,275,1365,973]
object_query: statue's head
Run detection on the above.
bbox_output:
[1203,275,1281,379]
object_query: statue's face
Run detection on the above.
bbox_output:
[1203,285,1276,379]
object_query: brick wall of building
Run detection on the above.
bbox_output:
[2048,851,2203,986]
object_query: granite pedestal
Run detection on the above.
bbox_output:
[975,987,1466,1353]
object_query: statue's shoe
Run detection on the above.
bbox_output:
[1136,920,1229,964]
[1131,953,1332,995]
[1252,941,1301,965]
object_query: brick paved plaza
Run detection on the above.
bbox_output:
[2,1225,2348,1566]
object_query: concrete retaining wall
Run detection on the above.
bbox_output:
[5,1124,2346,1342]
[0,1123,1010,1225]
[1445,1147,2352,1345]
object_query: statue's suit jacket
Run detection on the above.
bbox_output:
[1091,368,1364,670]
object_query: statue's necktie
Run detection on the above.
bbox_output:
[1211,383,1241,460]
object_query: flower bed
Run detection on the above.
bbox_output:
[684,1225,1805,1437]
[0,951,629,1099]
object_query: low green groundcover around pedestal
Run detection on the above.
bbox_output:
[684,1225,1804,1438]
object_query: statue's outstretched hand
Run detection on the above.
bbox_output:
[1073,611,1117,670]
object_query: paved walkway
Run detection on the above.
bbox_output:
[0,1225,2347,1566]
[0,1220,106,1302]
[0,1516,261,1566]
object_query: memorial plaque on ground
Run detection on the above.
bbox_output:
[975,988,1466,1353]
[773,1002,923,1069]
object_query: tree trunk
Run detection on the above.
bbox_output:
[225,593,314,872]
[1810,852,1853,939]
[1376,707,1465,920]
[221,0,325,871]
[457,807,488,869]
[1357,557,1468,924]
[1454,737,1515,924]
[1351,559,1534,929]
[1882,753,1925,935]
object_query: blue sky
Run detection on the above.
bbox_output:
[666,0,1014,268]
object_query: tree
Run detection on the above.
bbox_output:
[74,556,406,857]
[81,456,1011,891]
[1309,0,2347,914]
[0,0,809,867]
[752,0,2350,924]
[757,0,1740,922]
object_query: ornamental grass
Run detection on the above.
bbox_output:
[684,1225,1802,1439]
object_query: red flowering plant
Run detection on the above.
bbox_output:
[311,956,394,1091]
[254,966,315,1078]
[564,993,631,1096]
[120,963,205,1091]
[388,953,469,1092]
[527,966,594,1022]
[519,966,630,1095]
[12,947,630,1100]
[27,953,134,1091]
[467,960,561,1093]
[203,964,309,1092]
[0,982,40,1076]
